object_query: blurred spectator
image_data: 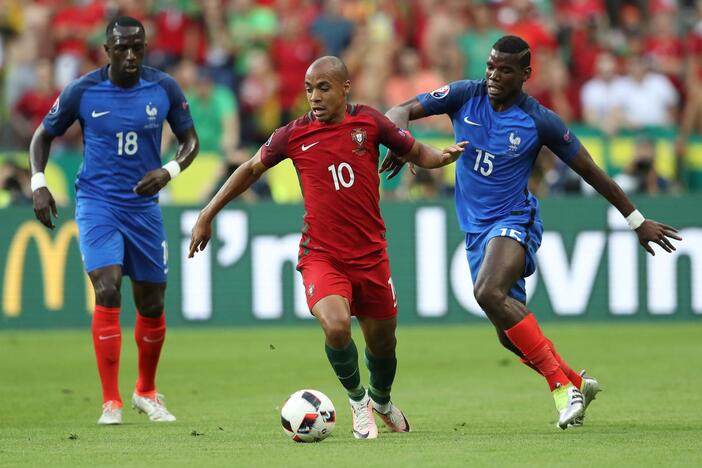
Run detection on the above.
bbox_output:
[409,168,441,200]
[645,10,684,91]
[238,49,280,145]
[0,160,31,206]
[226,0,277,78]
[614,135,670,195]
[383,48,447,130]
[611,53,679,129]
[310,0,354,57]
[200,0,237,88]
[271,13,320,120]
[420,0,464,82]
[9,58,59,148]
[147,0,206,69]
[3,3,51,111]
[174,60,243,200]
[580,52,621,135]
[176,60,239,156]
[52,0,106,87]
[500,0,558,88]
[532,55,579,123]
[457,2,505,80]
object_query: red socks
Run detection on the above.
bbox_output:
[545,338,583,389]
[516,331,583,389]
[92,305,122,405]
[134,312,166,396]
[505,313,570,391]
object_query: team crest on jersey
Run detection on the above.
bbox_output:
[351,128,367,155]
[49,97,60,115]
[430,85,450,99]
[307,283,315,298]
[146,103,158,120]
[508,132,521,154]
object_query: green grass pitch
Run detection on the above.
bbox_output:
[1,323,701,467]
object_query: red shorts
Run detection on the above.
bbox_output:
[298,253,398,320]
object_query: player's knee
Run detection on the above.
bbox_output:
[137,300,164,317]
[93,281,121,307]
[322,318,352,348]
[474,282,506,312]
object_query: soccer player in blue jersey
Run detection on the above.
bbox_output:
[28,16,199,425]
[382,35,681,429]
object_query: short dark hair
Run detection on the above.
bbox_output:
[492,35,531,68]
[105,16,145,38]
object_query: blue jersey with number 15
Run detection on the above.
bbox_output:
[43,66,193,209]
[417,80,581,233]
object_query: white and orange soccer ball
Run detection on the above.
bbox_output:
[280,389,336,442]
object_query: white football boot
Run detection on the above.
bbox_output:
[349,392,378,439]
[132,392,176,422]
[553,383,585,430]
[569,370,602,427]
[97,400,123,425]
[372,401,411,433]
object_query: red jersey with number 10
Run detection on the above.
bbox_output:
[261,104,416,265]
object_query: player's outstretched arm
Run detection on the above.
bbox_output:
[387,140,468,171]
[134,127,200,196]
[382,98,429,179]
[568,145,682,255]
[188,148,268,257]
[28,124,58,229]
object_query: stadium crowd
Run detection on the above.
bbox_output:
[1,0,701,206]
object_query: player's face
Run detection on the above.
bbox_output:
[104,26,146,84]
[485,49,531,106]
[304,69,350,124]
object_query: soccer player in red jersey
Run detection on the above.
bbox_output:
[189,56,466,439]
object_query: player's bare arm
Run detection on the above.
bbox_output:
[382,98,429,179]
[189,148,268,257]
[134,126,200,196]
[568,145,682,255]
[384,140,468,171]
[28,123,58,229]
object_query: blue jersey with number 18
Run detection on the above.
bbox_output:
[416,80,581,233]
[43,66,193,209]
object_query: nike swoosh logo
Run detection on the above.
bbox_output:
[98,334,120,341]
[353,430,370,439]
[92,110,110,118]
[301,142,319,151]
[463,117,481,126]
[143,336,164,343]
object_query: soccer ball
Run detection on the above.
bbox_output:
[280,389,336,442]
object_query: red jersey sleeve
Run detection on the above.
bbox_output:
[362,105,416,156]
[260,123,293,168]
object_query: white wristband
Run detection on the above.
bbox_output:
[162,160,181,179]
[30,172,47,192]
[625,209,645,230]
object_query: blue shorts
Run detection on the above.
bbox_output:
[75,201,168,283]
[465,212,543,303]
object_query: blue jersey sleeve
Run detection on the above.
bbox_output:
[535,107,581,163]
[42,79,83,136]
[161,75,194,134]
[416,80,480,118]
